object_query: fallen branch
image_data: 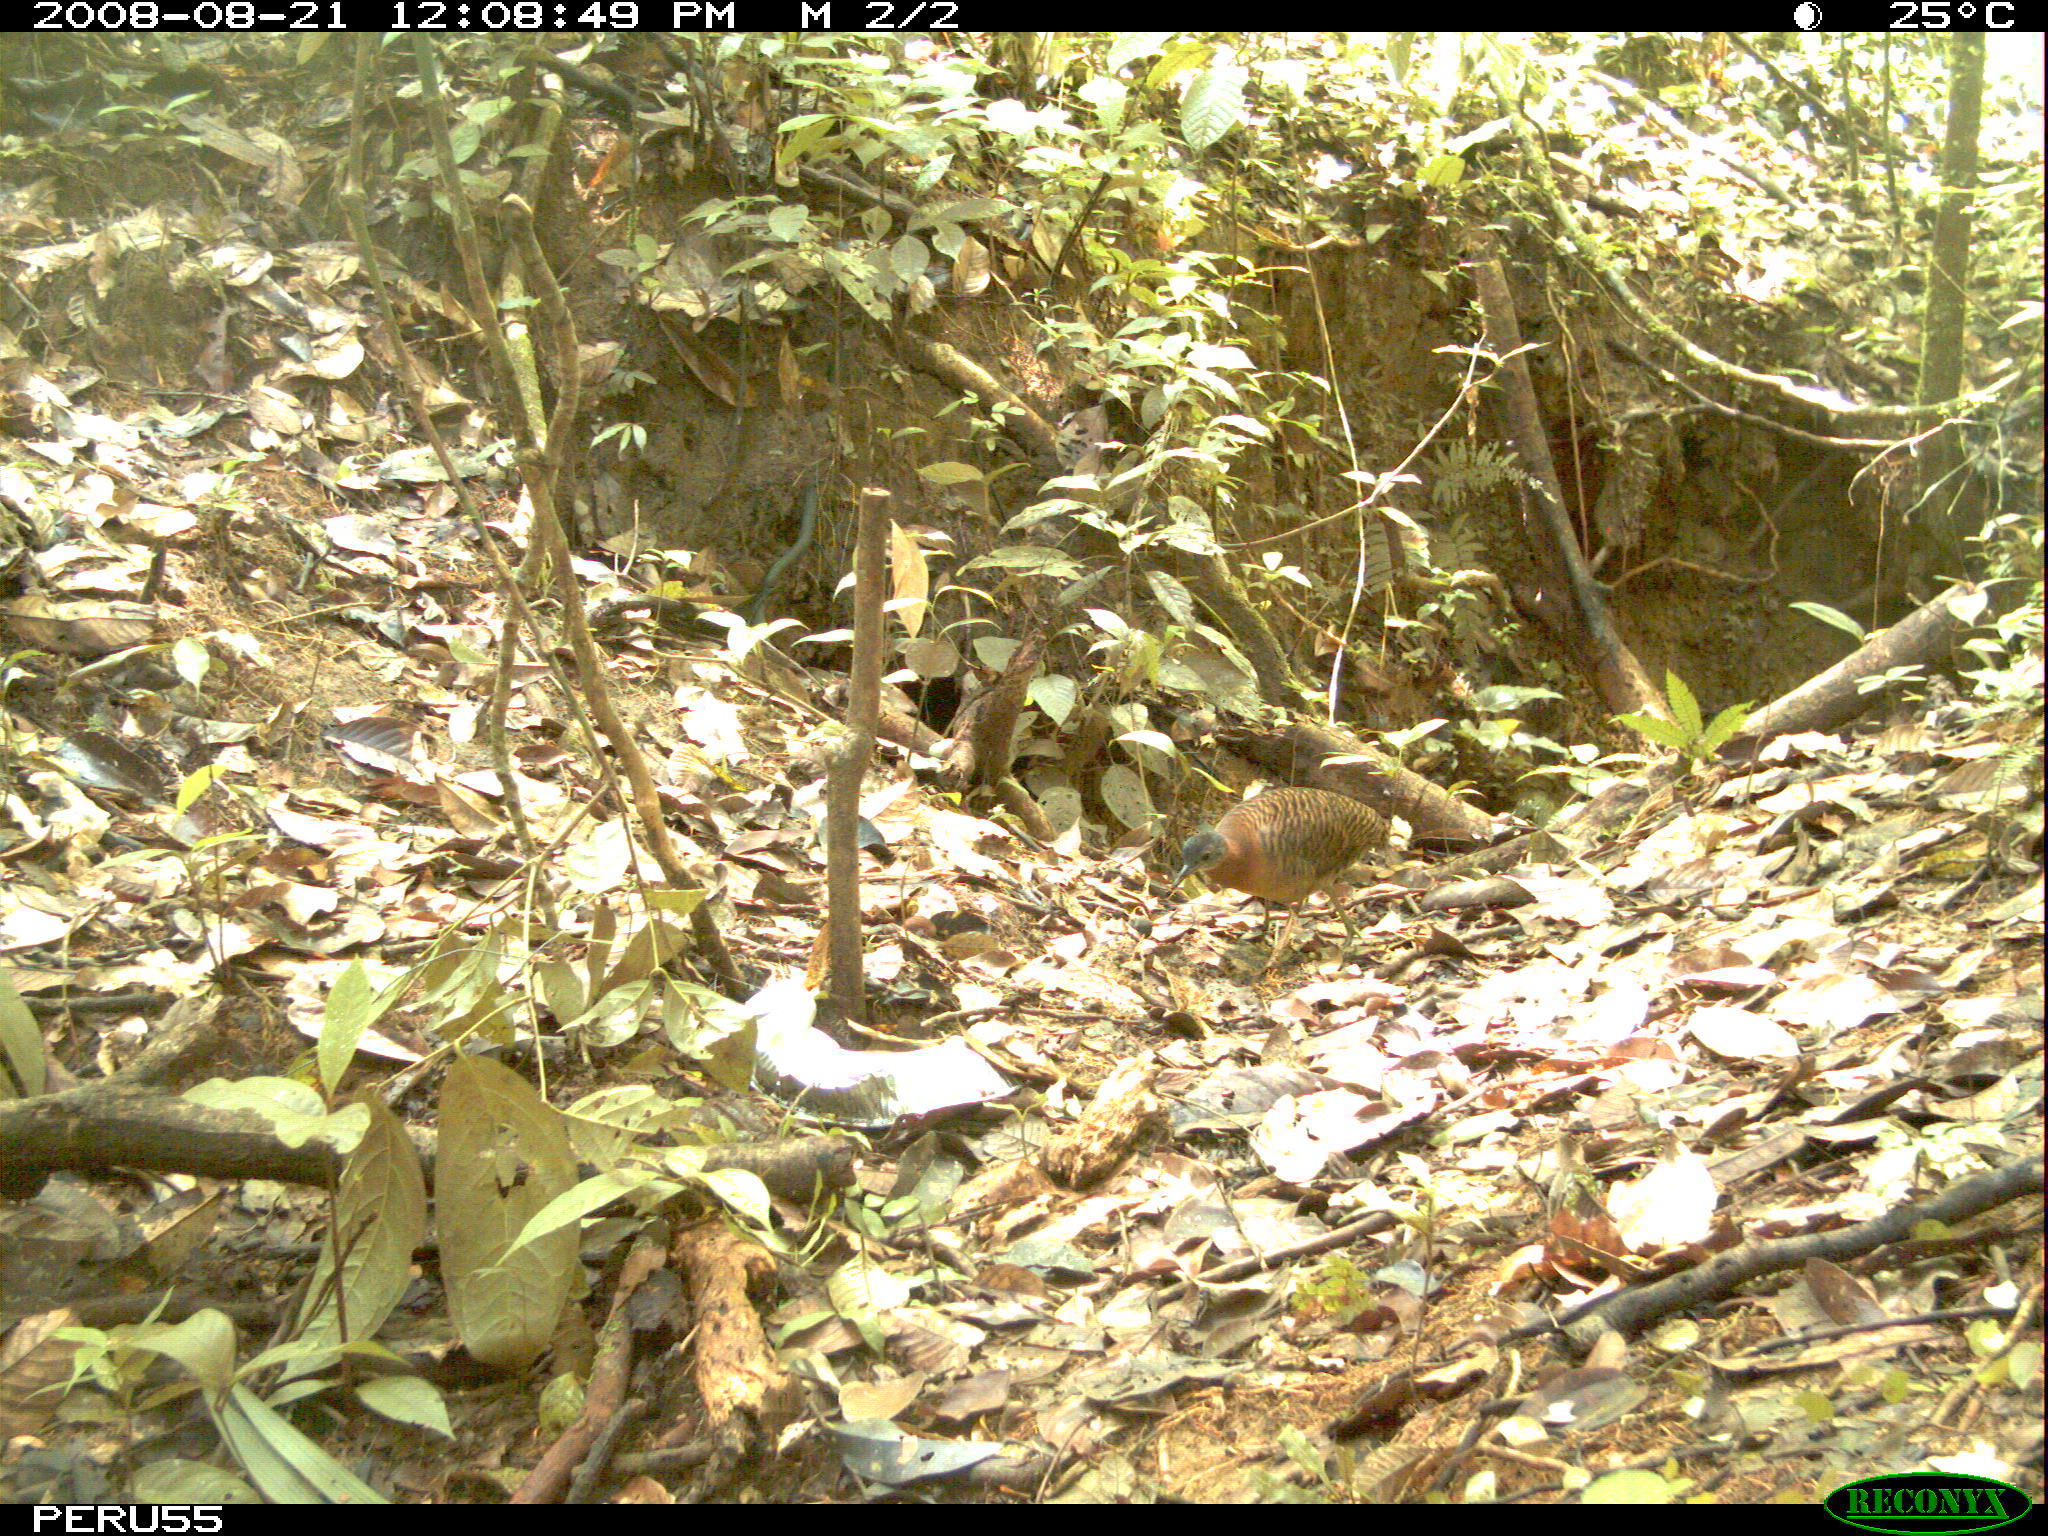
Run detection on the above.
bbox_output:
[1718,583,1986,756]
[1545,1155,2043,1341]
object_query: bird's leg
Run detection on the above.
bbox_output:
[1263,902,1303,972]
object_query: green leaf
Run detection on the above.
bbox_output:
[1376,719,1447,751]
[1582,1468,1679,1503]
[562,819,635,896]
[532,959,586,1028]
[286,1099,426,1381]
[1789,601,1865,641]
[181,1078,369,1155]
[175,764,225,814]
[1662,672,1704,738]
[0,968,47,1098]
[130,1459,260,1505]
[437,1057,579,1370]
[1618,712,1695,752]
[661,981,756,1091]
[827,1252,913,1315]
[318,960,381,1100]
[1182,60,1248,151]
[507,1169,678,1257]
[1698,702,1753,755]
[1417,153,1467,189]
[689,1164,773,1228]
[126,1309,238,1397]
[960,546,1084,577]
[1115,728,1178,760]
[1027,673,1078,728]
[1470,685,1562,714]
[212,1383,388,1504]
[355,1374,453,1440]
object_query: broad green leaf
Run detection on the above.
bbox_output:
[1147,39,1212,92]
[1582,1468,1679,1504]
[286,1099,425,1381]
[126,1309,237,1397]
[1106,33,1169,73]
[176,764,224,814]
[565,977,655,1049]
[437,1057,578,1370]
[131,1459,259,1504]
[1417,153,1466,189]
[562,819,635,896]
[1181,59,1246,151]
[508,1169,679,1257]
[661,981,756,1090]
[960,546,1083,577]
[1142,568,1196,627]
[1377,719,1449,751]
[1027,674,1079,728]
[532,959,586,1028]
[212,1383,387,1504]
[1386,32,1413,82]
[1945,587,1988,624]
[318,960,380,1100]
[0,969,47,1098]
[1098,763,1154,828]
[181,1079,369,1155]
[887,234,929,283]
[689,1164,773,1228]
[599,917,691,993]
[827,1253,912,1316]
[1789,601,1865,641]
[172,636,212,690]
[1002,495,1090,532]
[1470,685,1562,714]
[1115,729,1178,765]
[355,1375,453,1440]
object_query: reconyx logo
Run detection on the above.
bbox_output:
[1823,1472,2031,1534]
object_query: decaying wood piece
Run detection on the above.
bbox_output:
[673,1219,801,1499]
[992,775,1056,843]
[1217,717,1496,845]
[1554,1154,2042,1343]
[893,331,1061,465]
[1426,761,1695,880]
[818,679,941,758]
[877,688,944,756]
[0,1086,343,1196]
[2,1068,854,1205]
[939,631,1057,840]
[702,1136,858,1203]
[825,486,891,1024]
[0,997,319,1199]
[939,632,1042,792]
[1042,1056,1161,1189]
[512,1242,665,1503]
